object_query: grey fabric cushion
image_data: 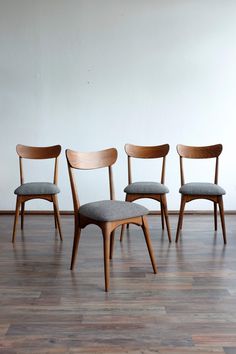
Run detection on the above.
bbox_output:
[14,182,60,195]
[79,200,148,222]
[124,181,169,194]
[179,182,226,196]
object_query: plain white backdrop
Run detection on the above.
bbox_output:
[1,0,236,211]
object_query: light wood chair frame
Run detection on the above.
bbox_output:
[120,143,171,242]
[12,144,63,242]
[175,144,226,244]
[66,147,157,292]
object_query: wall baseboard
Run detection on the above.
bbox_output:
[1,210,236,216]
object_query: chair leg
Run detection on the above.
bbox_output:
[141,216,157,274]
[161,195,172,242]
[160,203,165,230]
[70,222,81,270]
[175,195,186,243]
[21,202,25,230]
[53,202,58,229]
[12,196,21,243]
[119,224,125,242]
[102,226,111,292]
[52,195,63,241]
[218,196,227,244]
[110,230,115,259]
[214,202,218,231]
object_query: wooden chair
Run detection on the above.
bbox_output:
[120,144,171,243]
[12,144,63,242]
[175,144,226,244]
[66,147,157,292]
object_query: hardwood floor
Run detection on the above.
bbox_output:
[0,214,236,353]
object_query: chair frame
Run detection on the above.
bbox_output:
[66,147,157,292]
[120,143,171,242]
[12,144,63,242]
[175,144,226,244]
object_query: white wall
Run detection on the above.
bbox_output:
[1,0,236,211]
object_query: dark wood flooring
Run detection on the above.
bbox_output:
[0,214,236,353]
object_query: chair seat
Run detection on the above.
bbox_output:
[179,182,226,196]
[79,200,148,222]
[14,182,60,195]
[124,181,169,195]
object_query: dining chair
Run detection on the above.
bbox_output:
[175,144,226,244]
[120,144,171,242]
[12,144,63,242]
[66,147,157,292]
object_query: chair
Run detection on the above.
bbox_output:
[66,147,157,292]
[175,144,226,244]
[120,144,171,242]
[12,144,63,242]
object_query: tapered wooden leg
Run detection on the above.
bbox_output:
[214,202,218,231]
[141,216,157,274]
[175,195,186,243]
[102,227,111,291]
[110,230,115,259]
[179,211,184,230]
[160,203,165,230]
[70,222,81,270]
[127,224,129,229]
[12,196,21,243]
[53,202,58,229]
[119,224,125,242]
[218,196,227,244]
[20,202,25,230]
[52,195,63,241]
[161,195,172,242]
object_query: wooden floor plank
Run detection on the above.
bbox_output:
[0,214,236,353]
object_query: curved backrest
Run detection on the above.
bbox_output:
[16,144,61,185]
[177,144,222,159]
[125,144,169,159]
[66,148,117,170]
[124,143,169,184]
[16,144,61,159]
[66,148,118,211]
[176,144,223,185]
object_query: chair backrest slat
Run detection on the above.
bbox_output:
[66,148,117,170]
[125,144,169,159]
[16,144,61,159]
[177,144,222,159]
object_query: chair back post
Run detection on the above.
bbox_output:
[179,156,185,186]
[67,161,80,213]
[53,157,59,185]
[161,156,166,184]
[127,156,132,184]
[19,157,24,185]
[215,157,219,184]
[108,166,115,200]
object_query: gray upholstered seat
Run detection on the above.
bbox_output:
[124,181,169,194]
[179,182,226,196]
[14,182,60,195]
[79,200,148,222]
